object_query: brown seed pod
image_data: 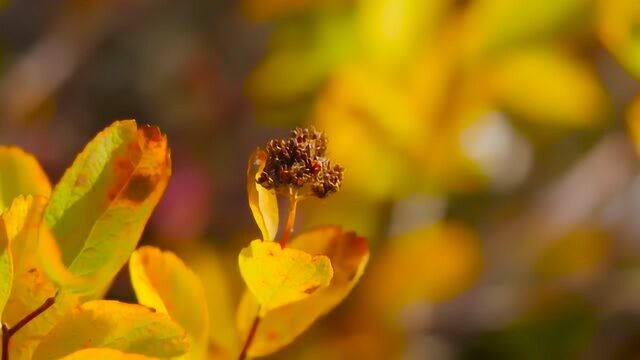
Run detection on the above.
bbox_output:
[257,127,344,198]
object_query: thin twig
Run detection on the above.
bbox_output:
[237,313,261,360]
[2,293,57,360]
[2,324,8,360]
[279,192,298,248]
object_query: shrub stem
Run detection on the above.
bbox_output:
[2,293,56,360]
[237,313,261,360]
[279,192,298,248]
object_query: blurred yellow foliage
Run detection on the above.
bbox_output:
[535,227,610,282]
[598,0,640,78]
[366,222,482,311]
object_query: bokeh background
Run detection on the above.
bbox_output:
[2,0,640,358]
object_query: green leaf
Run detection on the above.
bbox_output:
[40,120,172,296]
[32,300,189,359]
[0,147,51,212]
[237,227,369,357]
[130,246,209,359]
[238,239,333,315]
[247,149,278,241]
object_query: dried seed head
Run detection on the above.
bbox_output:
[257,127,344,198]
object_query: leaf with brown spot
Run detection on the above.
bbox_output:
[237,227,369,357]
[40,120,172,296]
[32,300,189,359]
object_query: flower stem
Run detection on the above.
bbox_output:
[1,324,8,360]
[2,293,56,360]
[279,192,298,248]
[237,313,261,360]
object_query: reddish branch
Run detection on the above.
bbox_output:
[237,315,261,360]
[2,294,56,360]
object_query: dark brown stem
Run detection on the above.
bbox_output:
[2,324,8,360]
[2,294,56,360]
[237,314,261,360]
[279,193,298,248]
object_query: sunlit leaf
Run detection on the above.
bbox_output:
[597,0,640,78]
[0,197,19,319]
[129,246,209,359]
[60,348,156,360]
[237,227,368,356]
[40,120,171,296]
[238,239,333,315]
[313,64,427,199]
[0,147,51,212]
[247,149,279,241]
[366,222,482,310]
[358,0,449,70]
[461,0,592,61]
[487,49,609,128]
[32,300,189,359]
[181,244,240,359]
[2,195,79,359]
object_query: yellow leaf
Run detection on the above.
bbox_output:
[462,0,592,61]
[358,0,449,70]
[181,245,240,359]
[237,227,369,357]
[0,198,19,319]
[40,120,172,296]
[60,348,156,360]
[32,300,189,360]
[247,149,278,241]
[487,49,609,128]
[1,195,79,359]
[597,0,640,78]
[366,223,482,310]
[0,147,51,212]
[238,239,333,315]
[129,246,209,360]
[313,64,427,199]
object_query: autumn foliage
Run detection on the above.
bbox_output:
[0,121,367,359]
